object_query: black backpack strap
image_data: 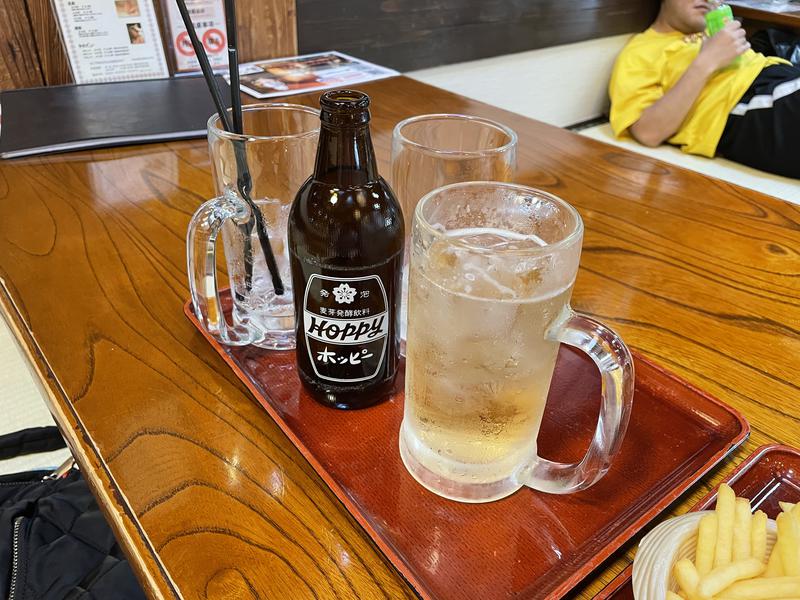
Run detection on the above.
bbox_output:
[0,427,66,460]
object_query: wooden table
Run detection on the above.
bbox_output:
[730,1,800,32]
[1,76,798,599]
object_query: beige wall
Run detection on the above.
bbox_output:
[409,34,632,128]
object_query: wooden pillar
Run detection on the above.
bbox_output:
[25,0,74,86]
[0,0,44,89]
[236,0,298,63]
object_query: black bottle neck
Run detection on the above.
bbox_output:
[313,118,379,186]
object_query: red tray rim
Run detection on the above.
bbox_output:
[595,444,799,600]
[184,300,750,599]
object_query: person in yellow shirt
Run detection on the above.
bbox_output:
[609,0,799,178]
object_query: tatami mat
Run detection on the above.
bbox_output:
[580,123,800,206]
[0,313,71,474]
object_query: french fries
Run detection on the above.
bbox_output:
[671,485,800,599]
[697,513,720,576]
[778,512,800,576]
[716,576,800,599]
[697,558,765,596]
[675,558,702,600]
[734,499,755,561]
[753,511,768,564]
[716,484,737,568]
[765,541,784,577]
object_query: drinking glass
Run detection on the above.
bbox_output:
[391,114,517,342]
[187,104,319,349]
[400,181,634,503]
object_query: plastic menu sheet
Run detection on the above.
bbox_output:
[52,0,170,83]
[230,51,399,99]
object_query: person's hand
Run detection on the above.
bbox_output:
[696,20,750,72]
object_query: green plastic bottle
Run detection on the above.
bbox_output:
[705,3,741,67]
[706,3,734,35]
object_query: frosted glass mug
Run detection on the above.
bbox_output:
[401,182,635,503]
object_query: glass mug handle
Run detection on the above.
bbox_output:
[520,307,635,494]
[186,189,255,345]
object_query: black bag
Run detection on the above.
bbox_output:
[0,427,145,600]
[751,28,800,67]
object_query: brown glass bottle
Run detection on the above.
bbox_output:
[288,90,404,409]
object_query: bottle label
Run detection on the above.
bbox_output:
[302,274,389,383]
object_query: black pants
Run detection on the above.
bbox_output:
[717,64,800,179]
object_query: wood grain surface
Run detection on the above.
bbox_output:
[236,0,298,64]
[0,0,44,89]
[24,0,73,85]
[0,77,798,599]
[297,0,658,72]
[731,3,800,32]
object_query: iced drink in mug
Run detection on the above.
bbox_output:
[400,182,635,503]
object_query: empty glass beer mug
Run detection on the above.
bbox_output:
[187,104,318,349]
[400,182,635,502]
[391,114,517,346]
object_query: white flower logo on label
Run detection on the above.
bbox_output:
[332,283,357,304]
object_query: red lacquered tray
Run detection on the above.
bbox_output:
[185,294,749,599]
[597,444,800,600]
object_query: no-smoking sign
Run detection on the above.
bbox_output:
[202,28,225,54]
[166,0,228,72]
[176,31,194,57]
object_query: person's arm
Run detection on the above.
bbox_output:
[630,21,751,147]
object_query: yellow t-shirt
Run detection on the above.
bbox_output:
[609,28,787,157]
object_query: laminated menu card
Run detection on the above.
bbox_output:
[53,0,170,83]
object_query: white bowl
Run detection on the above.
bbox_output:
[632,511,778,600]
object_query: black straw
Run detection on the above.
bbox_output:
[174,0,231,132]
[174,0,284,296]
[220,0,251,292]
[225,0,285,295]
[224,0,244,135]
